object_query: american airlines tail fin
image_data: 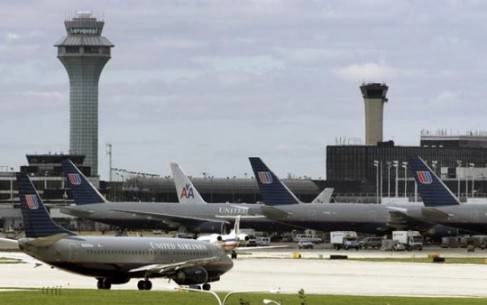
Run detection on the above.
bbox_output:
[408,156,460,207]
[248,157,301,205]
[311,188,334,204]
[62,159,107,205]
[16,173,74,238]
[170,162,206,204]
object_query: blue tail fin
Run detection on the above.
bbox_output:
[17,173,74,238]
[248,157,301,205]
[408,156,460,207]
[62,159,107,205]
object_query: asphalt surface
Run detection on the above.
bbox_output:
[1,249,487,297]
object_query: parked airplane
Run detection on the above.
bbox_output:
[197,216,250,258]
[61,160,291,233]
[7,173,233,291]
[249,157,432,234]
[407,156,487,233]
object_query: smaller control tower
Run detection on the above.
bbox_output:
[360,83,389,145]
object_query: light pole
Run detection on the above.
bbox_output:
[457,160,462,199]
[379,161,383,203]
[374,160,379,203]
[432,160,438,176]
[393,160,399,198]
[470,163,475,198]
[402,161,408,200]
[386,161,392,199]
[106,143,113,182]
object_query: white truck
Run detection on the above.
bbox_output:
[392,231,423,251]
[330,231,359,250]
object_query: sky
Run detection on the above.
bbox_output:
[1,0,487,180]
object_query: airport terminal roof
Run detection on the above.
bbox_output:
[123,176,321,195]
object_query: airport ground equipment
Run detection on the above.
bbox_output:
[330,231,360,250]
[392,231,423,251]
[358,236,383,249]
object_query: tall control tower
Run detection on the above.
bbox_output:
[55,12,113,175]
[360,83,388,145]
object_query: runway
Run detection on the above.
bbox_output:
[2,251,487,297]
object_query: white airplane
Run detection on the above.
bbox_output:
[197,216,249,258]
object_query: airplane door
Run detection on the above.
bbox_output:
[69,243,78,262]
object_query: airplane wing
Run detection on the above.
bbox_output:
[421,207,452,222]
[110,209,230,227]
[260,205,291,220]
[0,237,19,248]
[235,245,288,252]
[386,207,435,230]
[129,256,221,276]
[214,215,266,220]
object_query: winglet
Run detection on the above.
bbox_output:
[62,159,107,205]
[170,162,206,204]
[248,157,300,205]
[16,173,74,238]
[408,156,460,207]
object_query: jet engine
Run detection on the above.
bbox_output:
[173,267,209,285]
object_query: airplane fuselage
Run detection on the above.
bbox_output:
[61,202,294,232]
[19,236,233,283]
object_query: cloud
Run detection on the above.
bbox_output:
[334,63,400,82]
[192,55,285,75]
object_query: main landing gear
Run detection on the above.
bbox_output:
[97,278,112,290]
[137,279,153,290]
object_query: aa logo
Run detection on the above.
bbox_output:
[180,184,194,199]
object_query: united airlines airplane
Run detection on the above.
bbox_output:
[1,173,233,291]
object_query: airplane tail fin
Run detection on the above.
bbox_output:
[62,159,107,205]
[16,173,74,238]
[229,215,241,237]
[248,157,301,205]
[311,188,334,204]
[170,162,206,204]
[408,156,460,207]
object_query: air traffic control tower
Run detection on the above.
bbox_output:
[55,12,113,175]
[360,83,389,145]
